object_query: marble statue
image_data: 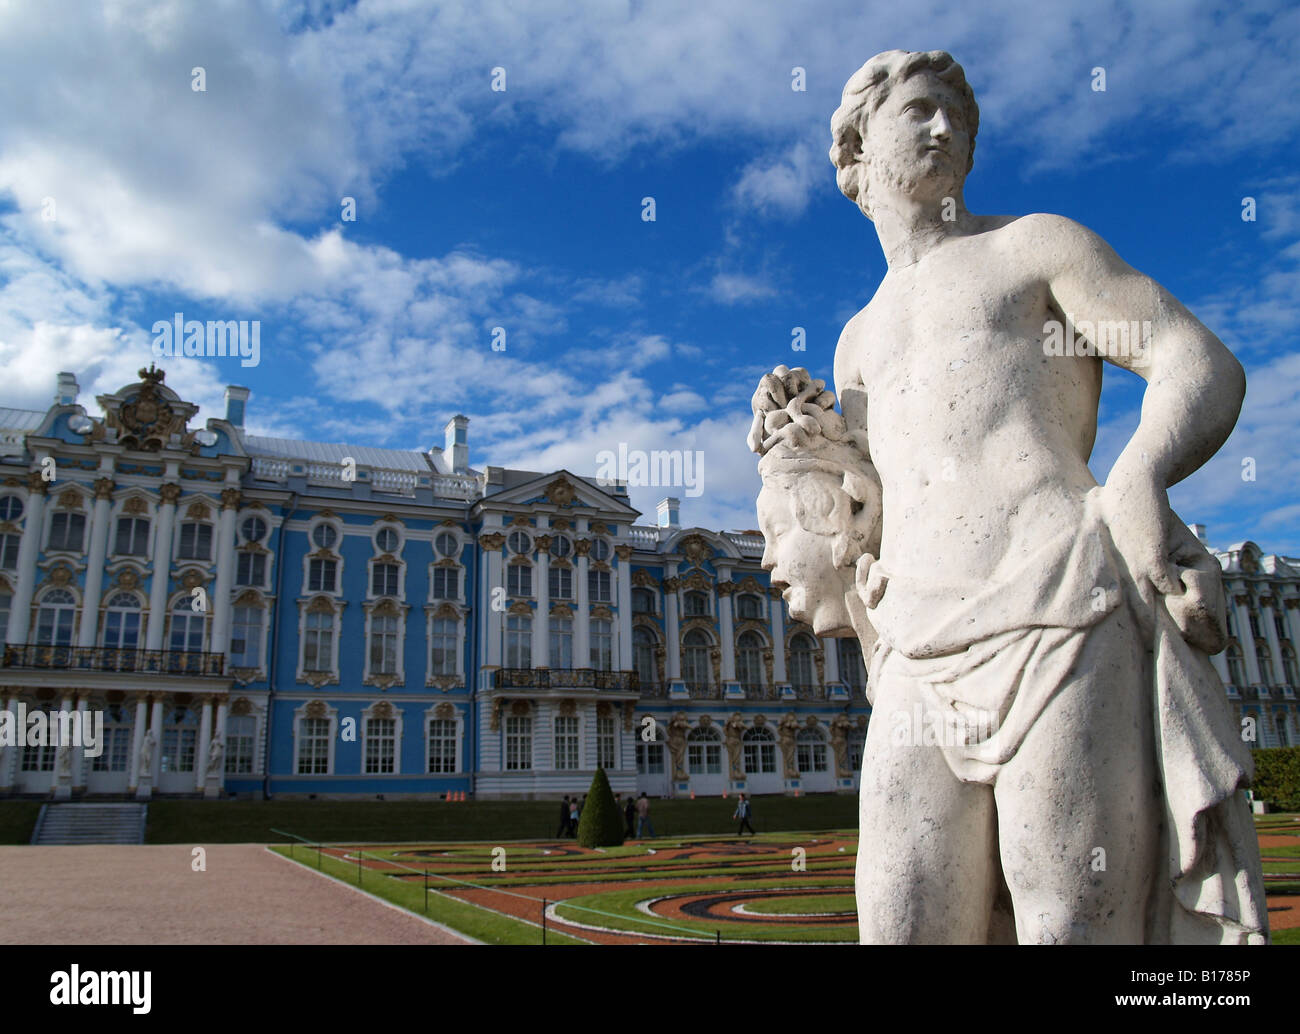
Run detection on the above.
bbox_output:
[750,48,1266,944]
[138,728,156,775]
[206,737,224,776]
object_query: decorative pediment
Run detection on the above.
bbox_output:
[550,603,574,619]
[230,697,253,717]
[304,700,328,719]
[508,601,532,615]
[591,605,614,621]
[98,365,198,453]
[122,496,149,515]
[185,499,212,520]
[434,702,456,719]
[56,490,85,510]
[631,569,658,588]
[234,589,265,608]
[682,570,713,591]
[558,698,577,717]
[544,478,578,507]
[736,575,764,594]
[679,533,713,568]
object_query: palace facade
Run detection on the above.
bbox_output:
[0,368,1294,800]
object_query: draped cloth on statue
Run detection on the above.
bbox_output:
[858,496,1268,944]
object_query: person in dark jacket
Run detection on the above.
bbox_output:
[624,793,637,839]
[557,795,571,838]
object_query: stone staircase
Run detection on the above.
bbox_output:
[31,803,147,845]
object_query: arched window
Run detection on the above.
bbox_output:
[549,535,572,558]
[838,637,865,692]
[687,726,722,773]
[736,593,764,620]
[790,633,817,689]
[797,727,828,772]
[736,631,764,691]
[683,629,711,689]
[35,589,77,646]
[434,531,460,558]
[374,526,399,552]
[683,591,710,617]
[506,614,532,668]
[102,592,142,654]
[550,617,573,668]
[742,726,776,774]
[633,626,658,686]
[1227,645,1246,686]
[591,618,612,671]
[0,495,23,521]
[311,524,338,550]
[431,618,458,675]
[632,587,655,614]
[240,515,268,543]
[590,539,611,562]
[507,530,532,555]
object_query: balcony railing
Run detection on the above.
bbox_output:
[686,681,723,699]
[742,682,777,699]
[493,668,638,691]
[2,644,226,676]
[793,683,826,700]
[637,681,669,698]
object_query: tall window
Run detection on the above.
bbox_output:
[48,511,86,552]
[632,587,655,614]
[1258,644,1274,685]
[505,715,532,770]
[304,611,334,671]
[1227,645,1245,686]
[297,716,330,774]
[838,637,866,692]
[507,562,532,597]
[431,617,457,675]
[178,521,213,560]
[505,615,532,668]
[35,589,77,646]
[236,552,266,586]
[591,619,612,671]
[797,728,828,772]
[634,627,657,686]
[683,591,709,617]
[372,562,399,596]
[1284,647,1299,687]
[308,558,337,593]
[550,617,573,668]
[92,721,132,773]
[101,592,142,651]
[548,566,572,600]
[0,530,19,568]
[432,567,459,599]
[169,599,206,653]
[364,717,396,774]
[736,631,764,691]
[588,569,611,602]
[743,727,776,774]
[597,714,617,770]
[688,727,722,773]
[114,516,150,556]
[230,606,262,667]
[789,634,817,689]
[369,614,399,674]
[636,739,664,773]
[161,710,197,773]
[683,629,711,689]
[0,588,11,640]
[428,718,456,773]
[736,593,764,620]
[20,706,55,771]
[225,715,256,774]
[849,730,865,771]
[554,715,579,770]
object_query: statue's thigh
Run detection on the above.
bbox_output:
[995,610,1158,944]
[856,662,997,944]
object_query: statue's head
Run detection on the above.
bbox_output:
[749,367,881,636]
[829,50,979,221]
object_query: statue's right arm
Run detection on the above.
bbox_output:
[833,311,872,460]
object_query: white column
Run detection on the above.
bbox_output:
[145,485,180,650]
[209,489,239,658]
[483,536,504,666]
[128,695,148,791]
[76,478,115,647]
[5,475,48,644]
[718,583,736,681]
[664,564,681,680]
[195,697,213,791]
[149,696,165,784]
[1284,600,1300,682]
[615,545,633,671]
[823,638,841,683]
[0,692,18,789]
[73,695,89,789]
[532,543,550,667]
[1260,597,1286,685]
[575,544,591,668]
[770,592,788,682]
[1233,595,1263,685]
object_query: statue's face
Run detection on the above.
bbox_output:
[757,476,854,635]
[864,70,971,205]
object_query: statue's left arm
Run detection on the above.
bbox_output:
[1035,213,1246,600]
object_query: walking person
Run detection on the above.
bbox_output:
[734,792,755,837]
[624,793,637,839]
[556,795,571,839]
[635,792,656,839]
[569,796,580,837]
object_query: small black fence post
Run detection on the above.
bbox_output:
[542,899,547,945]
[716,930,721,945]
[357,848,362,886]
[424,870,429,915]
[316,842,322,869]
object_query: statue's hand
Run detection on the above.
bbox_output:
[1097,462,1180,604]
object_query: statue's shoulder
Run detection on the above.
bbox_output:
[991,212,1105,259]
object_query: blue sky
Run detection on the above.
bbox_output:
[1,0,1297,551]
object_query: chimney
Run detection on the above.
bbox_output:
[657,496,680,529]
[225,385,250,428]
[1189,522,1209,547]
[55,372,78,406]
[445,415,469,473]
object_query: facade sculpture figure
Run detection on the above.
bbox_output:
[723,712,746,780]
[206,737,224,776]
[751,49,1266,944]
[666,711,690,781]
[137,729,156,777]
[829,712,854,777]
[777,712,801,778]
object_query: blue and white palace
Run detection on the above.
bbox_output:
[0,368,1296,800]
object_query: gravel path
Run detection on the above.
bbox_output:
[0,844,472,945]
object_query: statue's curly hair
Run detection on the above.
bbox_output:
[828,50,979,221]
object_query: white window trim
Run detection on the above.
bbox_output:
[424,602,466,686]
[367,554,407,600]
[361,598,408,688]
[422,705,464,774]
[553,711,583,772]
[292,702,338,776]
[43,493,90,555]
[428,560,465,604]
[295,595,346,686]
[361,702,404,776]
[174,517,216,564]
[229,591,271,677]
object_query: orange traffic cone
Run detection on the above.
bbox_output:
[794,789,800,797]
[722,790,728,799]
[690,790,696,799]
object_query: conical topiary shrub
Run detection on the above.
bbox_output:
[576,767,625,848]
